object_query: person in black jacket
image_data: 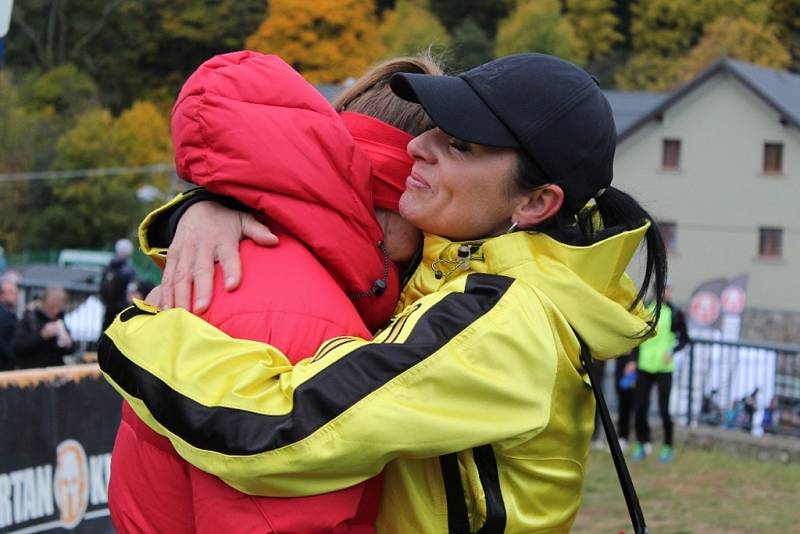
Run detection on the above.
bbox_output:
[0,277,19,370]
[100,239,137,331]
[14,286,74,369]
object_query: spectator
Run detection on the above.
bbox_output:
[13,286,74,368]
[129,279,156,302]
[632,284,690,463]
[0,244,6,275]
[762,396,780,433]
[615,349,638,450]
[100,238,137,331]
[0,277,18,370]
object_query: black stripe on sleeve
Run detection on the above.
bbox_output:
[440,454,471,534]
[474,445,507,533]
[118,305,156,323]
[99,273,514,455]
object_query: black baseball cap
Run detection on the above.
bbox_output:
[390,53,616,213]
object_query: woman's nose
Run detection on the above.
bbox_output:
[407,129,437,162]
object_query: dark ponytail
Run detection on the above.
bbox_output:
[589,187,667,336]
[516,151,667,336]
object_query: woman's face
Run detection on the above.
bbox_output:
[399,128,524,241]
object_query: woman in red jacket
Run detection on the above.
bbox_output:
[109,51,441,533]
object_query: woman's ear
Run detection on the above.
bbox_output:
[513,184,564,228]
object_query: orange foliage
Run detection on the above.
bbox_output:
[245,0,381,83]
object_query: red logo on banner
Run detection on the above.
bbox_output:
[720,285,746,315]
[689,290,721,326]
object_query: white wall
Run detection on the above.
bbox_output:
[614,71,800,311]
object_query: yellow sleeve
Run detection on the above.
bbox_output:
[137,189,204,268]
[99,274,558,497]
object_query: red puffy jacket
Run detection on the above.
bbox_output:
[109,51,413,534]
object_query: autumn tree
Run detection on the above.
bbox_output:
[379,0,451,58]
[246,0,381,83]
[25,102,172,250]
[617,0,774,90]
[496,0,585,66]
[566,0,622,62]
[684,16,791,77]
[770,0,800,71]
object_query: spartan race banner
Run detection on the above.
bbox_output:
[0,364,120,533]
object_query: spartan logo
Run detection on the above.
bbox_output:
[53,439,89,529]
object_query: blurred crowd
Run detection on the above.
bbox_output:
[0,238,153,371]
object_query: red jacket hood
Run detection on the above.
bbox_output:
[171,51,402,331]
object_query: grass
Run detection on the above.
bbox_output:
[573,446,800,533]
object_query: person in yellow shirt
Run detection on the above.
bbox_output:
[99,53,668,532]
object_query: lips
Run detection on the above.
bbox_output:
[406,171,431,190]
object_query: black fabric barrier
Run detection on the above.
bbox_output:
[0,364,120,533]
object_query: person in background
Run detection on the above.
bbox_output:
[100,238,137,331]
[128,279,156,302]
[13,286,74,368]
[614,348,638,450]
[590,359,607,450]
[0,276,19,370]
[631,283,689,462]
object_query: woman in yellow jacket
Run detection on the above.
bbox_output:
[99,53,667,532]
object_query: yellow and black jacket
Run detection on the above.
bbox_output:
[99,225,652,533]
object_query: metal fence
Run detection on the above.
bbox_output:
[670,337,800,436]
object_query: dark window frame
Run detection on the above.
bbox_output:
[758,227,783,258]
[662,138,681,170]
[763,142,783,174]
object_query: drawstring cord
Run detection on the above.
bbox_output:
[348,241,390,301]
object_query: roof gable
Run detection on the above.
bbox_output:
[616,58,800,142]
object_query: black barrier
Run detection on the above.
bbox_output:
[0,365,120,533]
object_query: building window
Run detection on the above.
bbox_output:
[662,139,681,170]
[659,221,677,252]
[763,142,783,174]
[758,227,783,258]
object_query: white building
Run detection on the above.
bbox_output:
[607,58,800,316]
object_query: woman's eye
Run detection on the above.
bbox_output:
[448,138,471,152]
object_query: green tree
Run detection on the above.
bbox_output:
[628,0,706,58]
[449,18,494,72]
[379,0,451,57]
[629,0,770,57]
[770,0,800,71]
[496,0,585,65]
[614,53,687,90]
[246,0,381,83]
[566,0,622,61]
[0,73,52,251]
[685,16,791,76]
[429,0,515,37]
[20,64,99,117]
[7,0,266,113]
